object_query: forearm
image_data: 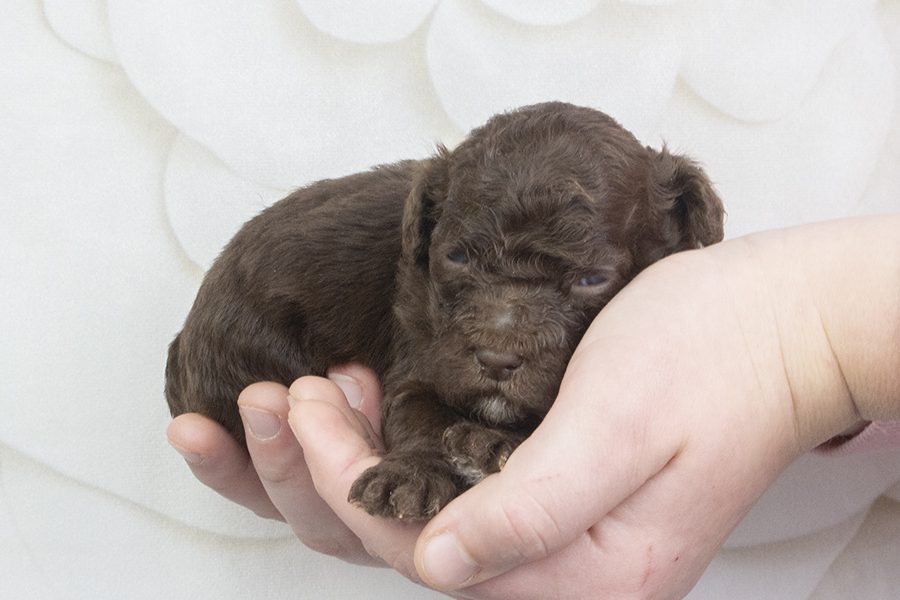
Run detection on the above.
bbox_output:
[735,215,900,448]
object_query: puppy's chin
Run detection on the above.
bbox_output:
[438,374,559,428]
[474,395,530,426]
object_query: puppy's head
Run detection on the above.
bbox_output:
[396,102,724,427]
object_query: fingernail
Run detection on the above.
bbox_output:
[240,407,283,441]
[327,372,363,408]
[170,443,203,466]
[421,532,479,589]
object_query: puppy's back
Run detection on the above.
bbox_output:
[166,162,416,444]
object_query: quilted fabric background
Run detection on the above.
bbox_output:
[1,0,899,598]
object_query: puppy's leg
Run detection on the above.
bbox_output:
[442,422,526,486]
[349,383,464,520]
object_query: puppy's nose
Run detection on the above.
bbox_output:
[475,349,523,380]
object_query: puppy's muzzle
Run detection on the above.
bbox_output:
[472,302,525,381]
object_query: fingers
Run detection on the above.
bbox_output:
[166,365,386,566]
[287,376,423,580]
[238,380,376,564]
[326,363,385,439]
[167,412,280,520]
[290,372,383,454]
[413,335,685,591]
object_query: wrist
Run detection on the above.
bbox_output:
[810,216,900,423]
[729,216,900,450]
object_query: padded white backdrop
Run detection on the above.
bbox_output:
[2,0,899,598]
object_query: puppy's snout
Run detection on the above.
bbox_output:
[475,349,523,381]
[484,303,517,331]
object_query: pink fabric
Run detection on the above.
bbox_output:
[818,421,900,455]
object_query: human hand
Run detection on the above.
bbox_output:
[288,227,878,599]
[168,216,898,599]
[166,248,794,597]
[166,364,386,566]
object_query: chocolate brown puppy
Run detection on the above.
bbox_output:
[165,102,724,520]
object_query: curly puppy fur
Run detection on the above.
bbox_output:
[166,102,724,520]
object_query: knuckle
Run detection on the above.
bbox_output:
[251,506,284,521]
[360,542,418,581]
[301,536,347,558]
[360,539,384,563]
[496,489,563,563]
[251,448,305,485]
[255,462,296,485]
[300,532,375,565]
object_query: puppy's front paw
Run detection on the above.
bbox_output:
[348,454,460,521]
[442,422,524,485]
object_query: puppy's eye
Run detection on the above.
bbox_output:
[570,272,610,297]
[573,273,607,288]
[445,249,469,265]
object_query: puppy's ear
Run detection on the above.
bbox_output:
[402,147,449,269]
[648,146,725,250]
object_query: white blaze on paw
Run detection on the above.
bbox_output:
[449,457,488,487]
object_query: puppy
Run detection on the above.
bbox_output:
[166,102,724,520]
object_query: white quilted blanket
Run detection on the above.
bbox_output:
[2,1,898,598]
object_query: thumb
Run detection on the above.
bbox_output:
[413,334,683,592]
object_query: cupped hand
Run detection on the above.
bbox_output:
[166,364,386,566]
[288,238,859,599]
[166,216,891,599]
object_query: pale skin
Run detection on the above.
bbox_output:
[168,215,900,599]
